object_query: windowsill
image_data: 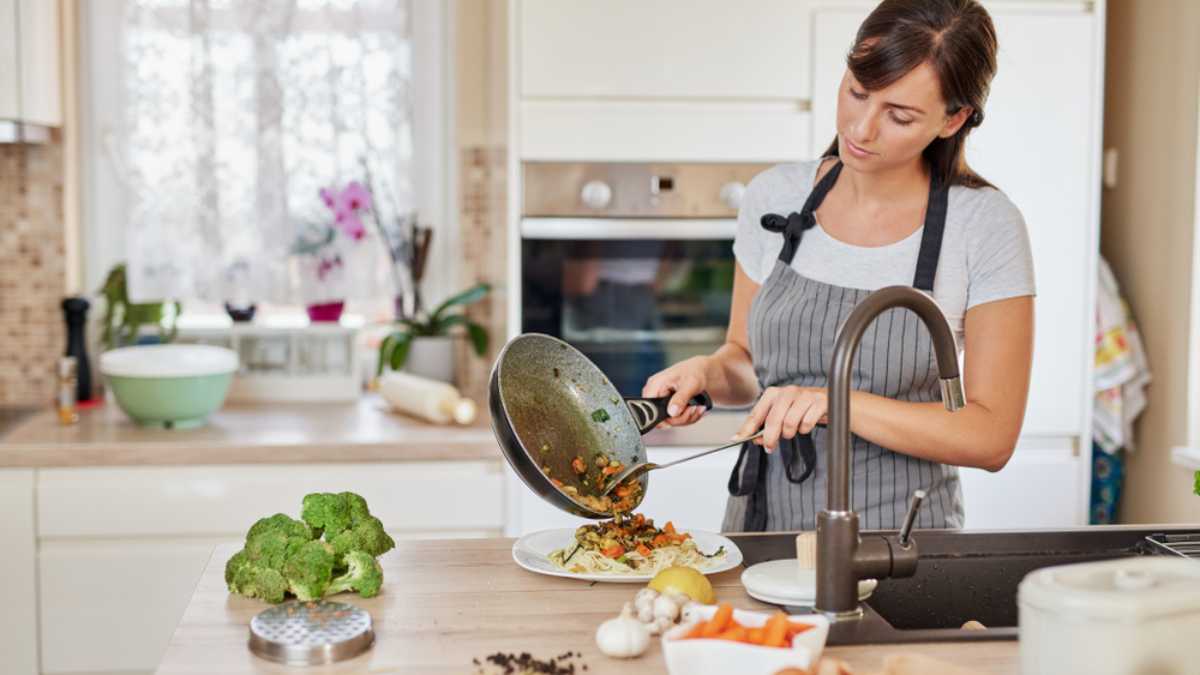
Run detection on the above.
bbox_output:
[1170,446,1200,470]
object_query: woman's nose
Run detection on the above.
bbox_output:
[851,109,880,143]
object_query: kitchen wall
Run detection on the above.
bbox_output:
[1102,0,1200,522]
[453,0,509,404]
[0,137,66,407]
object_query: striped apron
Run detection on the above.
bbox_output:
[722,161,965,533]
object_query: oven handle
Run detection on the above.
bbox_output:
[520,217,736,241]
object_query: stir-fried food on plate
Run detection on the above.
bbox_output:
[547,513,726,575]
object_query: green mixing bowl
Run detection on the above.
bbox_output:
[100,344,238,429]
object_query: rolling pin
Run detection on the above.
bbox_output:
[378,371,477,425]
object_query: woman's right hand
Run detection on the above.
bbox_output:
[642,356,711,428]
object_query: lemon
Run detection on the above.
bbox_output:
[647,565,715,604]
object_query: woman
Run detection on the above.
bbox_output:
[642,0,1035,532]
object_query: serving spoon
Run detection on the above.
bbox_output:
[598,429,765,496]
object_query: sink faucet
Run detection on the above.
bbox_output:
[816,285,966,619]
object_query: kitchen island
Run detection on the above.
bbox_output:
[156,538,1019,674]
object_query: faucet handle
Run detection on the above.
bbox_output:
[897,489,926,547]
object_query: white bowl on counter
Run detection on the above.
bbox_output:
[661,605,829,675]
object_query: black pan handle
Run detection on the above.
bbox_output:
[624,392,714,435]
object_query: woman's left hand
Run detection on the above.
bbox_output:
[734,385,829,452]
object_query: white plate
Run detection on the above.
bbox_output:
[512,528,743,583]
[741,559,877,605]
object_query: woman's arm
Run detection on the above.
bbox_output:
[847,295,1034,472]
[643,263,763,423]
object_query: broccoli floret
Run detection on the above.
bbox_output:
[245,529,308,571]
[233,564,289,603]
[341,491,372,525]
[225,550,249,588]
[301,493,353,539]
[246,513,313,541]
[327,550,384,598]
[283,540,335,601]
[330,515,396,559]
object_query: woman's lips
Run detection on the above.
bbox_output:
[845,138,875,158]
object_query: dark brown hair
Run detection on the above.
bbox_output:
[823,0,998,189]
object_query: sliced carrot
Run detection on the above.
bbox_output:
[716,625,748,642]
[699,603,734,637]
[601,465,621,476]
[762,612,789,647]
[786,621,815,637]
[651,534,670,547]
[664,521,677,534]
[635,544,652,557]
[746,626,765,644]
[601,544,625,559]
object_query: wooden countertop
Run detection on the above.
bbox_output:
[0,396,500,468]
[156,538,1018,675]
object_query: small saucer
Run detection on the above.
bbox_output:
[741,559,877,606]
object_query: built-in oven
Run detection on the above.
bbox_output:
[519,161,771,397]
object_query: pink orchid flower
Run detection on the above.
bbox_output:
[340,181,372,213]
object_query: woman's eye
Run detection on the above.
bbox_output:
[889,112,914,126]
[849,88,868,101]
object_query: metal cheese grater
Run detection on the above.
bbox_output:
[248,600,374,665]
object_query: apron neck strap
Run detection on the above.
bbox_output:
[912,173,950,292]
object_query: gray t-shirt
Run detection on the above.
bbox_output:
[733,159,1036,345]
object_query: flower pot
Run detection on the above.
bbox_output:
[306,301,345,323]
[404,335,456,383]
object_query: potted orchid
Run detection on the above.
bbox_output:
[292,181,373,322]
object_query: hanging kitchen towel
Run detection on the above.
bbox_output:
[1093,257,1151,455]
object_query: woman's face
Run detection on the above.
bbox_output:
[835,62,971,173]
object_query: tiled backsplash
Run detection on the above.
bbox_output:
[0,137,66,406]
[454,145,507,406]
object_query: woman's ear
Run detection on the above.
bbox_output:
[938,106,974,138]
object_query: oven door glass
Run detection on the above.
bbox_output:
[521,238,734,395]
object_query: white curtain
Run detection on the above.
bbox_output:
[115,0,414,305]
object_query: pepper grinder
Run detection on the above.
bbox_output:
[61,297,94,403]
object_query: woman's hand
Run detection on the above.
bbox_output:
[642,356,712,427]
[735,385,828,452]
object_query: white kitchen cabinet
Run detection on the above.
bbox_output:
[0,470,38,675]
[0,0,62,126]
[520,100,812,162]
[35,462,506,674]
[520,0,812,101]
[959,439,1083,529]
[811,2,1101,438]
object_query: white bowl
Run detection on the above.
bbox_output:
[661,605,829,675]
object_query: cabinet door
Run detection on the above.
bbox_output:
[812,3,1099,436]
[39,539,218,674]
[0,0,18,121]
[520,0,812,100]
[959,438,1083,529]
[0,470,37,675]
[17,0,61,126]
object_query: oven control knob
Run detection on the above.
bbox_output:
[720,181,747,211]
[580,180,613,209]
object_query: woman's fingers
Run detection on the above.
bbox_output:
[799,397,828,434]
[736,389,774,440]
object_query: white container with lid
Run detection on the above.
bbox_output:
[1018,557,1200,675]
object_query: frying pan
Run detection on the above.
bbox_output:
[488,333,712,518]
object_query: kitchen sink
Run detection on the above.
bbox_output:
[731,525,1200,645]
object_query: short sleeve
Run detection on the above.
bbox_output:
[964,189,1037,309]
[732,167,790,284]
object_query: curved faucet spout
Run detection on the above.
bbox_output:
[827,286,964,512]
[816,285,966,618]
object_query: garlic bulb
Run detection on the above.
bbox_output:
[652,594,682,622]
[646,615,675,636]
[637,602,654,623]
[595,605,650,659]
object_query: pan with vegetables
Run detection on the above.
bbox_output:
[488,333,712,518]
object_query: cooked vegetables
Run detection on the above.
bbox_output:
[591,408,610,423]
[225,492,395,603]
